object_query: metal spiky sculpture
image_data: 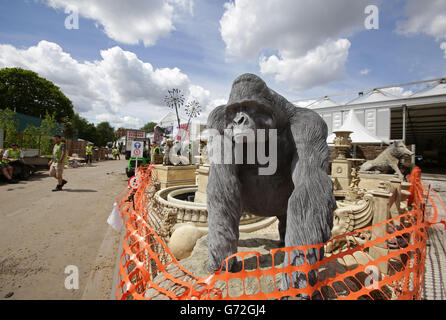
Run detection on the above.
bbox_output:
[164,88,185,132]
[185,100,201,121]
[183,100,201,140]
[162,90,202,166]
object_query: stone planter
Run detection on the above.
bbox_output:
[152,164,199,189]
[333,130,352,160]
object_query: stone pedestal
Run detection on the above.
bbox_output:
[152,164,199,189]
[194,165,210,204]
[370,188,392,235]
[369,187,393,275]
[333,130,353,160]
[331,159,352,195]
[400,182,412,212]
[358,173,400,191]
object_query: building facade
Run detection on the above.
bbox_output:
[297,79,446,168]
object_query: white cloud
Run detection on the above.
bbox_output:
[441,42,446,59]
[396,0,446,41]
[45,0,193,46]
[188,85,211,108]
[360,68,371,75]
[195,98,227,123]
[219,0,375,91]
[220,0,373,60]
[0,40,214,128]
[259,39,351,91]
[396,0,446,58]
[95,113,143,129]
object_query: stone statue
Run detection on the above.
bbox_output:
[198,138,209,165]
[349,167,360,189]
[360,141,413,179]
[206,73,336,291]
[163,139,174,165]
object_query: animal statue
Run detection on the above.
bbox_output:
[360,141,413,179]
[163,139,173,165]
[206,73,336,291]
[169,140,190,166]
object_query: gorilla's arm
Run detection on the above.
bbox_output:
[207,164,242,271]
[206,105,243,272]
[282,107,336,290]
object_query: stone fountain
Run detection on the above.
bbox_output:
[147,139,276,261]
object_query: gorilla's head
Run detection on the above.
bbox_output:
[225,74,288,140]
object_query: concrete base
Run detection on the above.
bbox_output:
[194,165,210,204]
[358,172,401,191]
[331,159,352,191]
[152,164,199,189]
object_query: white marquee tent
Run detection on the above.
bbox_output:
[327,110,385,145]
[157,111,186,128]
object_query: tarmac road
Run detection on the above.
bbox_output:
[0,158,129,300]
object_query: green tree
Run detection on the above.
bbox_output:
[116,127,126,138]
[0,108,20,147]
[22,124,40,149]
[22,113,61,154]
[141,121,157,133]
[72,114,98,143]
[96,121,115,147]
[0,67,74,122]
[61,116,75,139]
[40,113,62,154]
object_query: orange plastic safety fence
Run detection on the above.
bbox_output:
[115,167,444,300]
[409,167,446,228]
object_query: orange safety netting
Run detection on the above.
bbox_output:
[115,166,445,300]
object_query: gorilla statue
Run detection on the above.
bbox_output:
[206,73,336,290]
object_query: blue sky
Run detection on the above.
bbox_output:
[0,0,445,128]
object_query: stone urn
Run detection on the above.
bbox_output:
[333,130,353,160]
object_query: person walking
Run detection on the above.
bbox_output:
[113,147,120,160]
[85,143,93,165]
[48,134,68,192]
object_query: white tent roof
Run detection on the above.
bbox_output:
[347,89,399,105]
[293,77,446,111]
[157,112,186,128]
[308,97,339,109]
[327,110,384,144]
[412,81,446,98]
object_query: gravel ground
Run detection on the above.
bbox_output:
[251,219,279,236]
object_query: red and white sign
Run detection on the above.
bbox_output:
[131,141,143,158]
[126,129,146,139]
[128,176,140,190]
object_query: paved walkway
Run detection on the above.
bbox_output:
[0,159,128,299]
[423,227,446,300]
[422,176,446,300]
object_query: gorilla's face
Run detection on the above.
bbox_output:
[226,104,276,141]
